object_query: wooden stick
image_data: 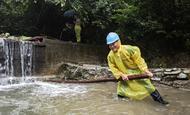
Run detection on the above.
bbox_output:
[46,74,149,83]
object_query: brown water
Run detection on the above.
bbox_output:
[0,81,189,115]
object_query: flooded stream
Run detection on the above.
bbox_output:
[0,80,189,115]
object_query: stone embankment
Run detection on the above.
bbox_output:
[151,68,190,89]
[52,63,190,89]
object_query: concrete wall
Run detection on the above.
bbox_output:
[40,39,108,75]
[44,39,108,65]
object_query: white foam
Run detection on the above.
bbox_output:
[32,81,88,97]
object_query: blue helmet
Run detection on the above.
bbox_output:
[106,32,120,45]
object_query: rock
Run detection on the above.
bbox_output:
[151,77,161,81]
[160,81,173,86]
[82,64,101,69]
[177,73,189,80]
[172,68,179,71]
[183,69,190,74]
[164,70,181,75]
[152,68,164,73]
[56,63,113,80]
[165,68,172,72]
[154,72,164,77]
[162,75,176,81]
[173,80,190,89]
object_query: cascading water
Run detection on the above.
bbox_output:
[0,38,33,85]
[20,41,33,79]
[2,39,15,84]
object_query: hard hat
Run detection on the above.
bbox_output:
[106,32,120,44]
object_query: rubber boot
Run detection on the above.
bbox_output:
[117,94,125,98]
[151,90,169,105]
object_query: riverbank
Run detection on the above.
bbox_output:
[46,63,190,90]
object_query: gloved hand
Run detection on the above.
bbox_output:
[121,74,129,81]
[145,70,153,77]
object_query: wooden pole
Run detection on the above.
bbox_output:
[46,74,149,83]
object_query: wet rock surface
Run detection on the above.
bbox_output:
[55,63,113,80]
[151,68,190,89]
[53,63,190,89]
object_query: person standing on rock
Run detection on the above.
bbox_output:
[106,32,169,105]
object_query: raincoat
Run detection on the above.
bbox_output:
[74,24,81,42]
[107,45,155,100]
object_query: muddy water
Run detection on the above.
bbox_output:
[0,81,189,115]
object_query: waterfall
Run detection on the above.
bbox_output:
[3,39,14,77]
[0,38,33,85]
[20,41,33,79]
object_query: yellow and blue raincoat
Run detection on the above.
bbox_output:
[107,45,155,100]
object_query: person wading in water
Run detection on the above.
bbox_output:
[106,32,169,105]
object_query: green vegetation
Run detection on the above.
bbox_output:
[0,0,189,54]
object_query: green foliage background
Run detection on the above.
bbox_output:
[0,0,190,55]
